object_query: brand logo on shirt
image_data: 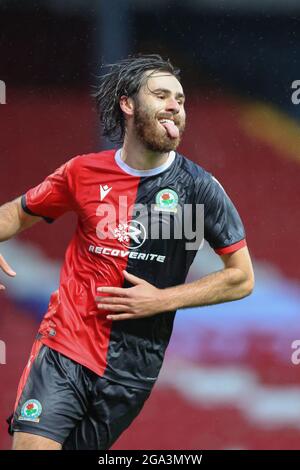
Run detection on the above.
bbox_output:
[100,184,112,201]
[154,188,178,213]
[113,220,146,249]
[96,195,205,251]
[19,399,42,423]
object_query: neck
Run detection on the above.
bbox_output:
[121,134,170,170]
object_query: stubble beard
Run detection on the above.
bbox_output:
[133,102,185,153]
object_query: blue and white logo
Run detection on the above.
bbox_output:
[19,399,42,423]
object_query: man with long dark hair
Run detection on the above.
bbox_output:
[1,54,254,449]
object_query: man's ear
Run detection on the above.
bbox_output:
[119,95,135,117]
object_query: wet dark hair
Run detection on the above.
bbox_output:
[94,54,180,143]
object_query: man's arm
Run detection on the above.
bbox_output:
[158,246,254,311]
[0,196,42,289]
[95,246,254,321]
[0,196,42,241]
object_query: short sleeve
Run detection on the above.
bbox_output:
[196,173,247,255]
[21,159,75,224]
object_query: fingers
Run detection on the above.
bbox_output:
[95,296,129,304]
[97,286,127,295]
[97,271,147,296]
[97,300,135,320]
[123,270,146,285]
[96,294,131,311]
[106,313,135,321]
[0,254,16,290]
[96,270,148,321]
[98,303,129,312]
[0,254,16,277]
[96,295,136,320]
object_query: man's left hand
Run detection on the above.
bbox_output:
[95,270,164,321]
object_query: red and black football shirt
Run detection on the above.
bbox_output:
[21,149,246,390]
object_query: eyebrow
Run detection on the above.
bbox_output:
[151,88,185,100]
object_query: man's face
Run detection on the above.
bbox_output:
[133,71,186,152]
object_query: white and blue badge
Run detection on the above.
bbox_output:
[154,188,179,213]
[19,399,42,423]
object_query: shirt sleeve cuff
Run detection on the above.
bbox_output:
[214,238,247,255]
[21,194,55,224]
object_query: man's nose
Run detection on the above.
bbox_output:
[165,97,180,113]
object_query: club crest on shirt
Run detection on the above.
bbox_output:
[154,188,178,213]
[18,399,42,423]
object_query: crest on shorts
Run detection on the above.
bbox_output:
[19,399,42,423]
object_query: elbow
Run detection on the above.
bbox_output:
[240,274,255,298]
[232,268,255,300]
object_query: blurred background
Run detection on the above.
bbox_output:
[1,0,300,450]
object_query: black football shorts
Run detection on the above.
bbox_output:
[7,337,151,449]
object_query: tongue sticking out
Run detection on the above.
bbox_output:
[161,121,179,139]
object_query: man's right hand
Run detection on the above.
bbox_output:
[0,253,16,291]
